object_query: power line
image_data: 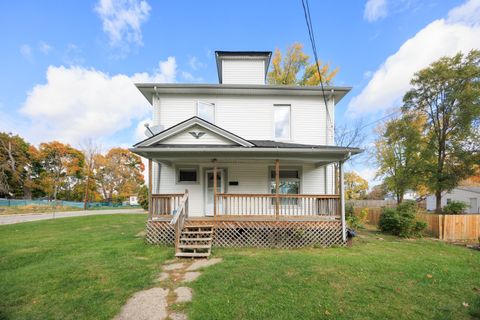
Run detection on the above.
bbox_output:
[300,0,334,137]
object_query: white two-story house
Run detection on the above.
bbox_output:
[131,51,361,257]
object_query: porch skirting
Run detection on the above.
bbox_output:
[145,219,345,248]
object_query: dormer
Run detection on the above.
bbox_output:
[215,51,272,85]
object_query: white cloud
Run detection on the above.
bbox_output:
[20,44,33,62]
[39,42,52,55]
[188,56,206,70]
[95,0,151,48]
[180,71,203,83]
[20,57,177,145]
[364,0,388,22]
[349,0,480,116]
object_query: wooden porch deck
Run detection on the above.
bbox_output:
[145,191,344,250]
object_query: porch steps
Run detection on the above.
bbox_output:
[175,225,213,258]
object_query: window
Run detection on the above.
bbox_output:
[197,101,215,123]
[446,198,451,204]
[177,167,198,184]
[274,105,291,140]
[270,168,300,204]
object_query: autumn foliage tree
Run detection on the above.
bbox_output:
[36,141,84,201]
[94,148,144,202]
[267,43,338,86]
[0,133,39,198]
[344,171,369,200]
[375,112,426,204]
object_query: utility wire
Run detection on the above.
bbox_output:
[300,0,333,134]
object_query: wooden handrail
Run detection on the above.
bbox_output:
[170,189,189,254]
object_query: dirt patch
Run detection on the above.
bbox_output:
[114,287,169,320]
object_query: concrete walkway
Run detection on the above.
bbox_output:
[0,208,145,225]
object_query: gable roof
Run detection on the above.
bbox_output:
[134,116,255,148]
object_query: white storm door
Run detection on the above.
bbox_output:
[205,169,224,216]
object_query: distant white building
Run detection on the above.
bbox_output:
[426,187,480,213]
[129,196,139,206]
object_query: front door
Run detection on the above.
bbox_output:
[205,169,224,216]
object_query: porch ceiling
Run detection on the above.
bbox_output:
[130,146,360,166]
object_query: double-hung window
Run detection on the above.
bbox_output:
[274,104,291,140]
[197,101,215,123]
[270,168,300,205]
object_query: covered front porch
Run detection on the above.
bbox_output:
[141,156,350,249]
[130,116,361,249]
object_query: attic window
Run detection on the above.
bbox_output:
[197,101,215,123]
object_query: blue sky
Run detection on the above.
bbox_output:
[1,0,479,185]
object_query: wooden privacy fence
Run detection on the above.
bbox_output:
[348,200,397,208]
[355,208,480,242]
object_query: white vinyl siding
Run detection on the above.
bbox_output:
[160,125,236,145]
[222,60,265,85]
[155,162,330,217]
[152,95,331,145]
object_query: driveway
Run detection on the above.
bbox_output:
[0,208,145,225]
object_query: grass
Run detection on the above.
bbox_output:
[0,214,173,320]
[187,231,480,320]
[1,216,479,320]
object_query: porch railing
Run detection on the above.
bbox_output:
[150,193,184,218]
[170,189,189,253]
[216,194,340,218]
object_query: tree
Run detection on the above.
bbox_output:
[344,171,369,200]
[403,50,480,212]
[0,132,36,198]
[80,140,101,209]
[366,184,388,200]
[94,148,144,201]
[36,141,84,201]
[375,112,426,204]
[267,43,338,85]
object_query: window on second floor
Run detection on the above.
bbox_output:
[274,104,291,140]
[197,101,215,123]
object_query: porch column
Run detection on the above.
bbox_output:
[148,158,152,218]
[213,159,217,218]
[275,159,280,220]
[339,160,346,242]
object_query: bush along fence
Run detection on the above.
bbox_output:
[354,207,480,242]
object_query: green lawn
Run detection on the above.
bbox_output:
[188,232,480,320]
[0,215,173,320]
[1,215,479,320]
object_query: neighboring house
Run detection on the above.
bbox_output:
[131,51,361,257]
[129,195,139,206]
[384,189,418,201]
[426,187,480,213]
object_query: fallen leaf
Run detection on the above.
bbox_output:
[325,310,331,315]
[473,287,480,292]
[462,302,469,308]
[426,274,433,279]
